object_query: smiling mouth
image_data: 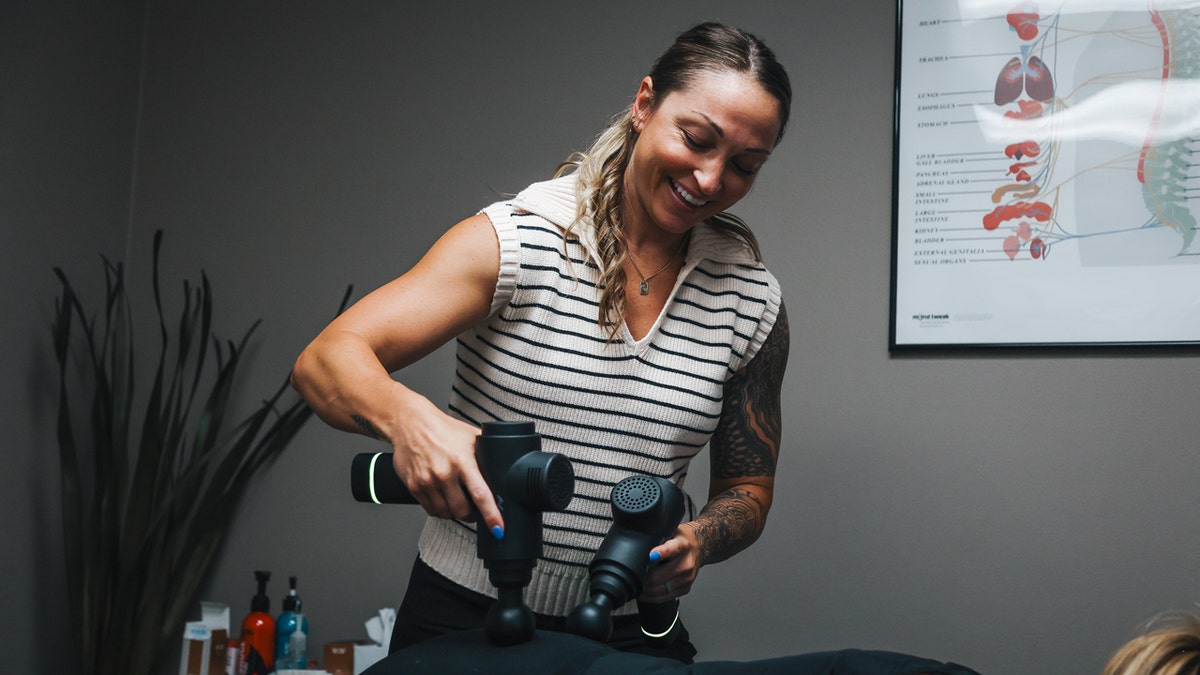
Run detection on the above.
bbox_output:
[670,179,709,208]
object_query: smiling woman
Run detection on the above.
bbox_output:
[623,70,781,234]
[583,66,784,341]
[558,23,792,343]
[290,21,793,665]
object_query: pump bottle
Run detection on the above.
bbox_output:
[275,576,309,668]
[238,571,275,675]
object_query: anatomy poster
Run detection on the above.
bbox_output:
[891,0,1200,347]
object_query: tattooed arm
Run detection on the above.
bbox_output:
[692,299,788,564]
[643,302,789,600]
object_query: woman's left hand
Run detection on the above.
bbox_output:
[641,523,701,603]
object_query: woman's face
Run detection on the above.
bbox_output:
[623,69,783,237]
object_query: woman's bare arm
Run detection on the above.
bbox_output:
[290,213,506,531]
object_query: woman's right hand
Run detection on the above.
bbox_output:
[386,393,503,534]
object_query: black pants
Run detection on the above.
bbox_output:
[389,556,698,664]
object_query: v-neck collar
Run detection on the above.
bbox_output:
[510,175,760,351]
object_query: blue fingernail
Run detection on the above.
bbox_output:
[492,525,505,540]
[649,551,661,562]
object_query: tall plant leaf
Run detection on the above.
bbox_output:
[52,231,349,675]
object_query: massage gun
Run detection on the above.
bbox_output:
[350,420,575,646]
[566,474,686,648]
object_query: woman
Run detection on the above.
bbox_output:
[1103,612,1200,675]
[291,22,791,663]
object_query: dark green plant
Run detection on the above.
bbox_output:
[52,231,348,675]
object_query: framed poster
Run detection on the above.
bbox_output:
[890,0,1200,349]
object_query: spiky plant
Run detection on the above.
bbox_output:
[52,231,347,675]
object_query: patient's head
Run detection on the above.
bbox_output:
[1103,611,1200,675]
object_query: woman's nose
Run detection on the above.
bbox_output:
[694,160,722,196]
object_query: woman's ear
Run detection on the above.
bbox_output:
[631,76,655,132]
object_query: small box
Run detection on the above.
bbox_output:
[324,640,355,675]
[179,603,230,675]
[179,623,211,675]
[323,607,394,674]
[324,639,387,675]
[353,641,387,673]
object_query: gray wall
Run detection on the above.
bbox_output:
[5,2,1198,674]
[2,2,144,674]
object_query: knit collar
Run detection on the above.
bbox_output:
[511,174,761,268]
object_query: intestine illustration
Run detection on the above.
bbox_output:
[979,2,1200,264]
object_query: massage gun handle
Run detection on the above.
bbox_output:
[351,452,418,504]
[352,452,480,519]
[637,598,680,648]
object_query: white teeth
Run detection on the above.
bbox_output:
[673,181,708,207]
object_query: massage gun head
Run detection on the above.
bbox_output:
[611,475,684,536]
[566,475,685,642]
[476,421,573,512]
[501,446,575,513]
[474,421,574,581]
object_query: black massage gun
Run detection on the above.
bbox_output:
[350,420,575,646]
[566,474,686,648]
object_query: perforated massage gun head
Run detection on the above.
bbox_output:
[566,474,685,646]
[349,420,574,646]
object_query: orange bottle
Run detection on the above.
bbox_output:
[238,571,275,675]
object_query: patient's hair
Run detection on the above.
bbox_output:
[1103,611,1200,675]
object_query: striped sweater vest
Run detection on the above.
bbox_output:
[417,175,782,616]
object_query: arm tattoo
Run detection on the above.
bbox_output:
[690,486,768,565]
[351,413,381,440]
[693,303,790,565]
[711,302,789,480]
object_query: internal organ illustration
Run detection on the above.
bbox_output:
[980,6,1199,264]
[1136,8,1199,254]
[983,201,1052,231]
[1008,161,1036,182]
[995,50,1055,105]
[1009,223,1047,261]
[1003,99,1045,120]
[1005,140,1041,160]
[1006,5,1040,40]
[986,4,1055,261]
[1003,226,1048,261]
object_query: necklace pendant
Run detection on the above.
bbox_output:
[639,280,649,295]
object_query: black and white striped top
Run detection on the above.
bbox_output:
[418,176,782,616]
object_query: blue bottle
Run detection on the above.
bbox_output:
[275,576,309,668]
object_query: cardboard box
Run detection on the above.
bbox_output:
[179,602,230,675]
[323,607,393,674]
[323,640,358,675]
[353,641,387,674]
[323,639,388,675]
[179,623,212,675]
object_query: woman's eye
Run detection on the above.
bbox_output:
[682,130,709,149]
[732,162,758,177]
[681,127,761,176]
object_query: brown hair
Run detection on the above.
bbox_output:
[557,22,792,338]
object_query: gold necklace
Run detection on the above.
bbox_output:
[626,235,689,295]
